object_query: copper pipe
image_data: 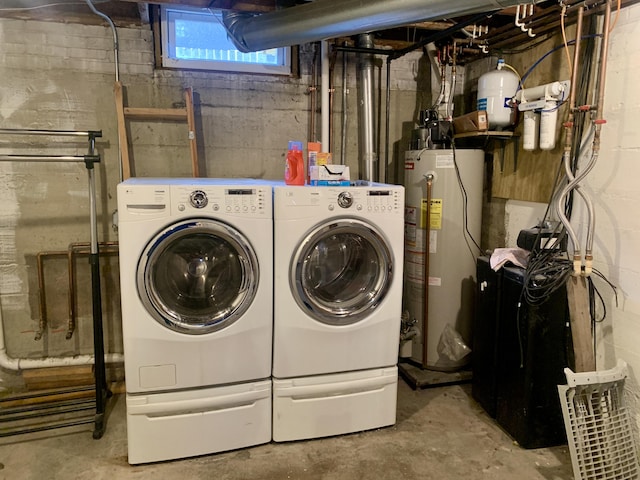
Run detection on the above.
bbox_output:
[35,242,119,341]
[422,174,434,369]
[594,0,612,133]
[36,251,69,341]
[488,0,637,51]
[569,6,584,113]
[563,4,584,157]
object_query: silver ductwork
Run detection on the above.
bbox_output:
[222,0,541,52]
[357,34,377,183]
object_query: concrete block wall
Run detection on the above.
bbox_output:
[580,3,640,422]
[0,17,422,386]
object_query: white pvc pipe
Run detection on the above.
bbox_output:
[0,307,123,371]
[321,40,330,151]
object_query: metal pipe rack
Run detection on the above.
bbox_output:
[0,127,111,439]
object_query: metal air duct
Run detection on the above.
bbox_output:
[223,0,542,52]
[357,33,377,182]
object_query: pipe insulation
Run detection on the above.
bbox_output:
[222,0,543,52]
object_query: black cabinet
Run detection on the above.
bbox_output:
[472,256,501,418]
[473,258,574,448]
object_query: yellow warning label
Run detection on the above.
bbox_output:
[420,198,443,230]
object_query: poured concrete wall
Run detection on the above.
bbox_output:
[0,17,422,386]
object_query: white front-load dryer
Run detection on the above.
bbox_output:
[272,184,404,442]
[117,178,272,463]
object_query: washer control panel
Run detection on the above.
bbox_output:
[189,190,208,209]
[364,189,401,213]
[337,191,353,209]
[174,186,269,217]
[328,188,401,213]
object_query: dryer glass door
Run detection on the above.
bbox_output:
[291,219,393,325]
[138,219,259,335]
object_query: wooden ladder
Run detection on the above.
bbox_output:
[114,81,199,179]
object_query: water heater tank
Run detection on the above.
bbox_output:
[403,149,484,371]
[477,61,519,129]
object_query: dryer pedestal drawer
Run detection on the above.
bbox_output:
[272,367,397,442]
[126,380,271,464]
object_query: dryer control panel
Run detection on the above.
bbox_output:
[327,188,402,214]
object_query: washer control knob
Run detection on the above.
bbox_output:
[337,191,353,209]
[189,190,208,209]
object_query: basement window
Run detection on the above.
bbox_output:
[160,6,291,75]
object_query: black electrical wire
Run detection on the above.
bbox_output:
[450,139,483,259]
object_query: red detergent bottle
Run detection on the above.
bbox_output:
[285,141,305,185]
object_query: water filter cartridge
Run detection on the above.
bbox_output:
[523,110,540,151]
[539,101,558,150]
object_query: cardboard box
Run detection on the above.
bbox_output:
[452,110,488,134]
[309,164,350,182]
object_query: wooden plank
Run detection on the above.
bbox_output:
[23,365,94,391]
[184,87,200,177]
[0,382,125,408]
[124,107,188,120]
[566,276,595,372]
[113,81,132,180]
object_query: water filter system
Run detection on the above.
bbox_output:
[513,80,571,151]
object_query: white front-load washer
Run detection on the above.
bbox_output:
[272,184,404,442]
[117,178,272,464]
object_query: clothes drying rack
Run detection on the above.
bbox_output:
[0,128,111,439]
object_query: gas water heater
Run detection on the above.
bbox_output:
[403,148,484,371]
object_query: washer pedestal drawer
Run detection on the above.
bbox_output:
[126,380,271,464]
[272,367,397,442]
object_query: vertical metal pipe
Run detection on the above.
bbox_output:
[340,45,348,166]
[309,44,318,142]
[384,57,391,184]
[357,33,377,182]
[321,41,330,151]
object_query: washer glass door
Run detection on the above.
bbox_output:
[291,219,393,325]
[138,219,259,334]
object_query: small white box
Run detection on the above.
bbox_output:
[309,165,350,181]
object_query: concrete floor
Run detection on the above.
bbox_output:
[0,380,574,480]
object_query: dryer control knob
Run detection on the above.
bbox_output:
[337,192,353,208]
[189,190,208,209]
